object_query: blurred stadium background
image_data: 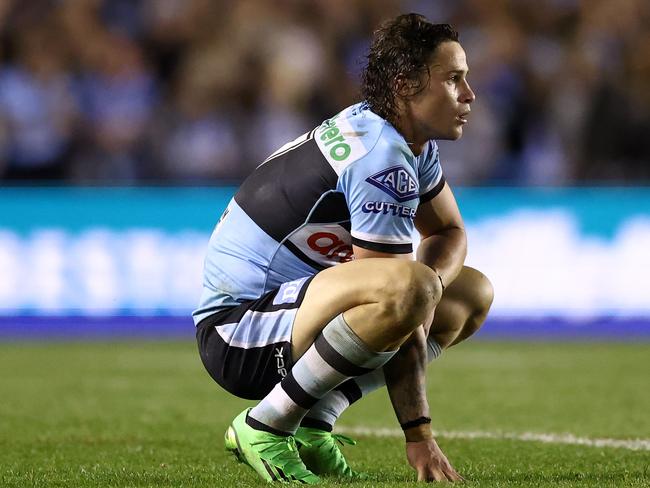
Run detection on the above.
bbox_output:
[0,0,649,338]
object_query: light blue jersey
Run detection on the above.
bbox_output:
[194,103,445,325]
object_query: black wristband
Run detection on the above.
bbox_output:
[400,416,432,431]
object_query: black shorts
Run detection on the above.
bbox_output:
[196,276,314,400]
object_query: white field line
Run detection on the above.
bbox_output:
[335,426,650,452]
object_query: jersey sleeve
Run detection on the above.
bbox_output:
[418,141,446,204]
[337,140,418,254]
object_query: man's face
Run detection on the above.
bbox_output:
[403,41,475,141]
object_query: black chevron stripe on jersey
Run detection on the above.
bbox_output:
[235,138,342,244]
[283,240,327,271]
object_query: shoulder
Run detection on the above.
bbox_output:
[418,140,442,174]
[430,140,441,163]
[426,140,440,161]
[418,140,446,202]
[314,103,410,176]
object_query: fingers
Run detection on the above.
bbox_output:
[417,467,446,482]
[417,465,464,483]
[406,440,464,483]
[442,464,464,482]
[439,457,463,482]
[444,467,464,482]
[417,466,456,482]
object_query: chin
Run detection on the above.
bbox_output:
[429,124,464,141]
[438,129,463,141]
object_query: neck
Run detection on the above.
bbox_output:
[392,113,427,156]
[406,140,426,157]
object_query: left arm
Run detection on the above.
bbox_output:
[379,182,467,436]
[353,182,466,481]
[404,182,466,481]
[414,182,467,290]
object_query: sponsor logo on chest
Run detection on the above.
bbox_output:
[366,166,419,202]
[289,225,353,266]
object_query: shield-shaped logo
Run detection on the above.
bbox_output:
[365,166,419,202]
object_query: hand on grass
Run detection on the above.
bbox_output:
[406,437,463,482]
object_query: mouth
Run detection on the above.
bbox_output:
[456,111,470,124]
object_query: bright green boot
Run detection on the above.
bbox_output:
[295,427,368,479]
[224,409,320,484]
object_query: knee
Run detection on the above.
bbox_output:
[457,268,494,341]
[380,261,442,325]
[468,268,494,318]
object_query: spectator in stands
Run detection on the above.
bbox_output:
[0,24,78,180]
[0,0,648,185]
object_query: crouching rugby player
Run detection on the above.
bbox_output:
[194,13,493,483]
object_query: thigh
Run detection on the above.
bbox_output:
[291,258,435,357]
[196,276,314,400]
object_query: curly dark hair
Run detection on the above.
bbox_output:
[361,14,459,125]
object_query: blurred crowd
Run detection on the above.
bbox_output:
[0,0,648,185]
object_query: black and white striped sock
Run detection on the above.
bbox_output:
[300,335,443,431]
[247,313,396,435]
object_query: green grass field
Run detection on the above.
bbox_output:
[1,340,648,487]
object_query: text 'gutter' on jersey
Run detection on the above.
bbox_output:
[193,102,446,325]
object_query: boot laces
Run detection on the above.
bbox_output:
[251,436,313,480]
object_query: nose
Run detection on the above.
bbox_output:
[460,80,475,104]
